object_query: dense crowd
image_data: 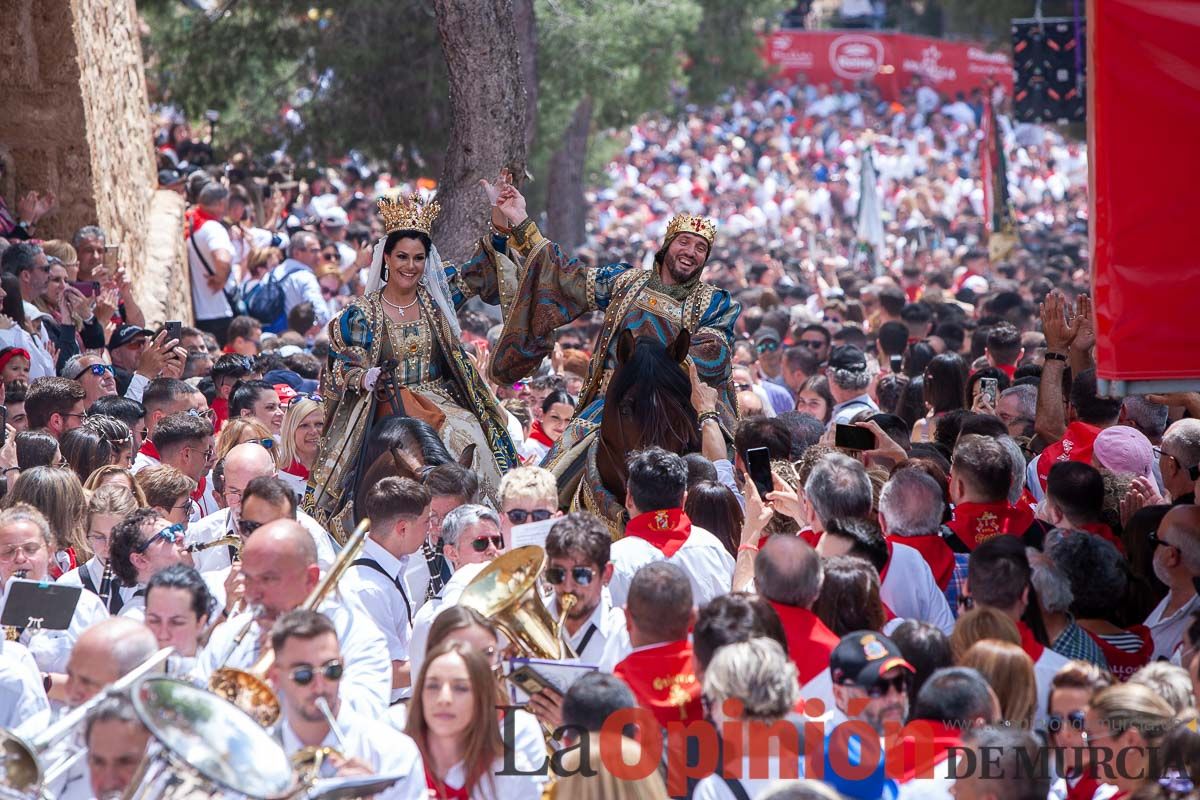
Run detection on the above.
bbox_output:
[0,71,1195,800]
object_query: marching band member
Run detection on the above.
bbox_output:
[74,696,151,800]
[195,519,391,716]
[341,476,433,703]
[144,563,213,676]
[0,633,47,730]
[57,484,141,615]
[268,609,425,800]
[496,466,561,549]
[108,508,224,621]
[0,504,107,676]
[407,640,541,799]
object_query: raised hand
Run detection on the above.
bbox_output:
[1072,293,1095,354]
[1039,290,1078,354]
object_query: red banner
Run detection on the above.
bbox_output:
[1089,0,1200,385]
[764,31,1012,100]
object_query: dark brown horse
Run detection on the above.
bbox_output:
[574,328,701,533]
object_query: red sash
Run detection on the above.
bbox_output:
[624,509,691,559]
[1066,773,1103,800]
[185,206,222,239]
[138,440,161,460]
[996,363,1016,380]
[895,721,963,782]
[211,397,229,429]
[423,765,470,800]
[1017,621,1045,662]
[887,534,955,590]
[769,601,840,685]
[527,420,553,448]
[190,476,207,503]
[613,639,702,728]
[1037,422,1102,489]
[947,501,1034,550]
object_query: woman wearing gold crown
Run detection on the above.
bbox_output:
[304,193,518,532]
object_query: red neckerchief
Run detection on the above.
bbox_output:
[1037,422,1102,489]
[49,547,77,580]
[888,534,955,590]
[1017,621,1045,662]
[139,439,161,460]
[947,500,1034,550]
[287,460,310,480]
[624,509,691,558]
[995,363,1016,380]
[1066,773,1103,800]
[185,206,223,239]
[893,720,963,782]
[423,764,470,800]
[1084,625,1153,682]
[190,475,207,503]
[1078,522,1126,555]
[768,600,840,685]
[613,639,702,728]
[528,419,554,448]
[211,397,229,428]
[879,539,895,583]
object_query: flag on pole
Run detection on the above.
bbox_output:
[856,144,886,275]
[981,95,1017,262]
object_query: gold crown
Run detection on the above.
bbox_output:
[377,193,440,236]
[663,213,717,246]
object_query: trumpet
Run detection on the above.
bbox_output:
[292,696,348,787]
[0,647,172,798]
[208,518,372,727]
[186,533,242,557]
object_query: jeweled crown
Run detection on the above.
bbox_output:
[378,193,440,236]
[664,213,717,246]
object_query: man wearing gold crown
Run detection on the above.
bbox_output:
[478,177,740,515]
[304,193,519,534]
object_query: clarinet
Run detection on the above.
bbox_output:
[98,559,114,612]
[422,540,445,601]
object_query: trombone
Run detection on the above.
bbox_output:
[208,519,372,727]
[0,647,173,798]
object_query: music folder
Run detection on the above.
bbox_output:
[1,578,81,631]
[506,657,598,700]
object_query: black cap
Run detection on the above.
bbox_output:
[108,324,151,351]
[828,344,867,373]
[157,169,184,187]
[754,326,782,346]
[830,631,914,688]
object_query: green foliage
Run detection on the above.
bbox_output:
[939,0,1079,46]
[685,0,791,106]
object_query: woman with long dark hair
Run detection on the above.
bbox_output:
[912,353,968,443]
[684,480,743,557]
[307,193,518,534]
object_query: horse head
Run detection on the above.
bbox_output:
[596,328,700,502]
[353,416,457,516]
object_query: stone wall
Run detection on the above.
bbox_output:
[0,0,161,316]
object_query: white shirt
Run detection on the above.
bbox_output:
[880,543,955,635]
[1032,645,1071,731]
[188,220,235,320]
[518,438,549,465]
[0,324,54,379]
[341,537,421,703]
[278,703,426,800]
[131,449,160,474]
[186,507,336,573]
[196,595,391,717]
[830,393,879,426]
[548,589,630,666]
[1145,591,1200,662]
[435,756,542,800]
[607,522,734,609]
[0,639,49,730]
[58,555,139,614]
[118,571,227,623]
[6,583,108,674]
[693,753,796,800]
[264,258,333,329]
[407,562,490,680]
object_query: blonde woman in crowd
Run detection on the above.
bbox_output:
[275,396,323,495]
[1084,684,1178,798]
[958,640,1037,729]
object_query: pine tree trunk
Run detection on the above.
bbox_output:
[432,0,527,263]
[513,0,538,156]
[545,95,593,253]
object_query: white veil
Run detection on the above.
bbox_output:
[365,235,462,340]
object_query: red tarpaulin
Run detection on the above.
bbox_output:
[763,30,1012,100]
[1089,0,1200,387]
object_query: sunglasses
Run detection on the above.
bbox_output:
[800,340,825,350]
[80,363,115,378]
[254,437,275,450]
[544,565,597,586]
[732,382,752,392]
[864,674,910,698]
[289,659,344,686]
[505,508,553,525]
[1047,710,1087,734]
[756,341,780,353]
[238,518,263,536]
[469,535,505,553]
[134,523,185,554]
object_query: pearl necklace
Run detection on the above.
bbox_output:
[381,293,418,312]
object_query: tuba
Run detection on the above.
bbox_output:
[458,546,577,661]
[208,519,372,727]
[0,647,173,799]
